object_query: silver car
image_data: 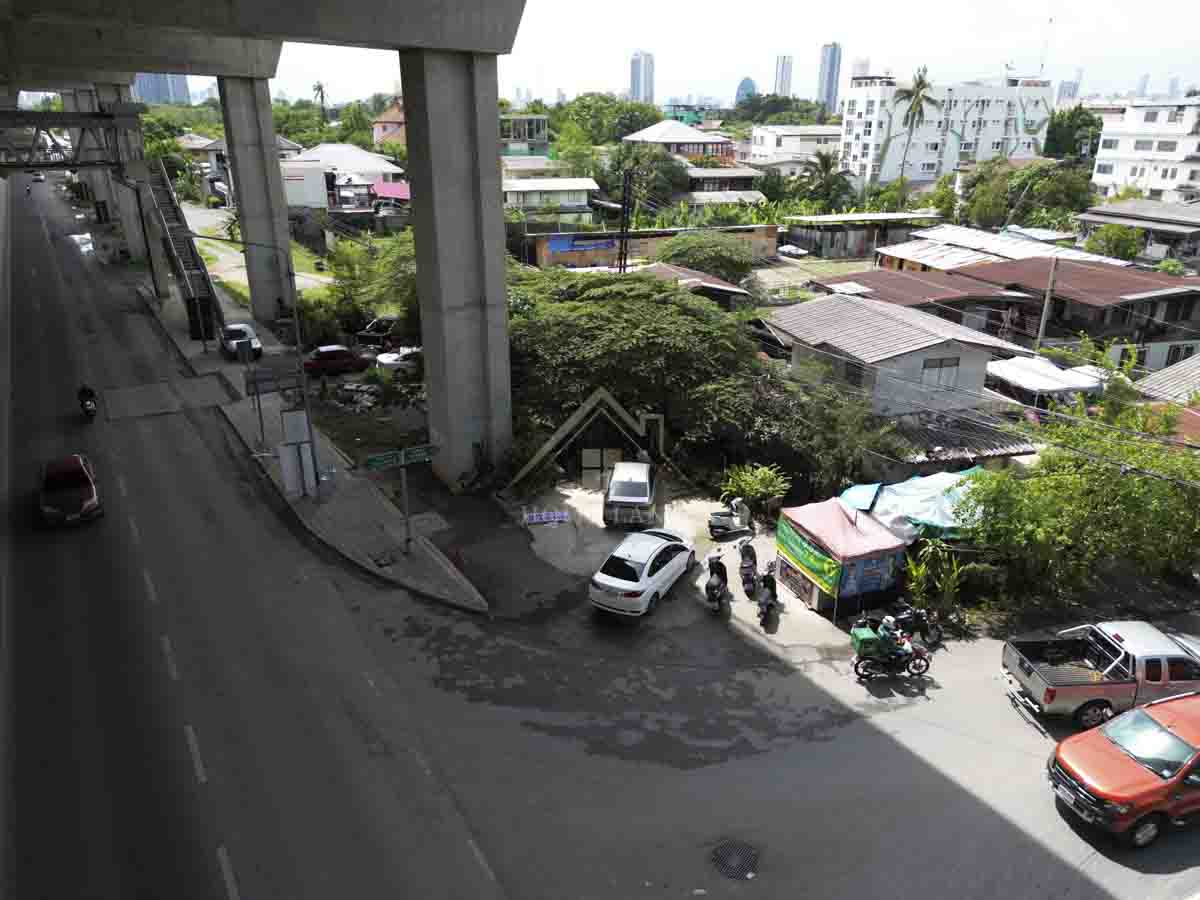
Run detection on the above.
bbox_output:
[603,461,657,528]
[589,528,695,617]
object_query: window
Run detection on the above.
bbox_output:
[863,122,873,135]
[1144,110,1159,122]
[1168,657,1200,682]
[1165,167,1179,180]
[1135,139,1154,151]
[991,140,1003,151]
[1095,162,1114,174]
[961,141,976,151]
[1150,189,1164,199]
[1158,141,1178,152]
[921,357,959,387]
[1169,108,1185,123]
[1167,344,1197,366]
[843,142,851,156]
[920,162,937,173]
[1192,170,1200,182]
[1120,345,1147,368]
[847,100,857,114]
[1146,659,1164,682]
[1101,138,1119,150]
[859,164,867,176]
[866,100,876,114]
[926,142,940,151]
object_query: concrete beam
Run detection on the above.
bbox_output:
[0,22,281,79]
[0,67,134,92]
[12,0,525,53]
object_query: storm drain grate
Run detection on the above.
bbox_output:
[711,840,759,880]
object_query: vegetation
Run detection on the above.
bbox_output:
[594,143,690,218]
[798,150,855,211]
[1157,259,1187,276]
[653,231,753,284]
[720,464,792,508]
[547,92,663,145]
[892,67,942,197]
[1043,105,1104,159]
[957,158,1095,230]
[1084,223,1143,260]
[728,94,828,125]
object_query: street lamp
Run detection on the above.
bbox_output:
[187,231,323,497]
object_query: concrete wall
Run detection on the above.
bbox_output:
[788,223,925,259]
[530,224,778,268]
[872,344,992,416]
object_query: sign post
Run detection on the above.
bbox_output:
[362,444,439,554]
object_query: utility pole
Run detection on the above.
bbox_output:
[1035,255,1058,350]
[617,168,634,274]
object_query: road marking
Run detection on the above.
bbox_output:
[142,569,158,606]
[160,635,179,681]
[410,746,433,778]
[128,516,140,546]
[117,475,127,498]
[364,672,379,693]
[216,846,242,900]
[183,724,208,785]
[467,837,498,883]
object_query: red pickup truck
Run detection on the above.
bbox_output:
[1048,691,1200,848]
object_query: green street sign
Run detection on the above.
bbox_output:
[364,449,403,472]
[401,444,437,465]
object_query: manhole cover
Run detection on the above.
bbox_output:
[711,840,759,880]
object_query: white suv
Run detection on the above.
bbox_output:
[589,528,694,617]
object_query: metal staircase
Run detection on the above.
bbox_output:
[147,159,222,340]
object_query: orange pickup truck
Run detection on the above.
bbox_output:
[1048,691,1200,848]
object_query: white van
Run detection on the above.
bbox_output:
[602,461,657,528]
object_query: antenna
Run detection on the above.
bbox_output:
[1040,16,1054,75]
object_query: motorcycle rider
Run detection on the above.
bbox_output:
[77,384,97,407]
[877,615,912,660]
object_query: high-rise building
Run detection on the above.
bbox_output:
[851,58,870,78]
[133,72,192,105]
[735,77,758,106]
[1169,76,1181,97]
[630,51,655,105]
[817,42,842,113]
[1136,73,1150,97]
[774,55,793,97]
[1056,78,1080,107]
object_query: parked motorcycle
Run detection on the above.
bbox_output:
[755,561,783,635]
[737,538,758,599]
[853,636,931,679]
[703,550,733,621]
[709,496,753,539]
[853,600,944,647]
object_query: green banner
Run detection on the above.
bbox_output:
[776,515,842,596]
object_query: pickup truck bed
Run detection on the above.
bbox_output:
[1007,637,1128,686]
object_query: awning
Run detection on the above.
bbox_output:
[372,179,411,201]
[986,355,1103,394]
[841,469,981,544]
[1075,212,1200,236]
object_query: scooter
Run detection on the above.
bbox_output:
[853,601,944,647]
[853,635,931,679]
[709,496,753,539]
[703,550,733,621]
[81,397,97,421]
[755,561,783,634]
[737,538,758,599]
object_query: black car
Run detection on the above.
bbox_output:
[356,316,402,349]
[745,318,791,360]
[39,454,103,525]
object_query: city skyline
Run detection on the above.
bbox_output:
[774,55,793,98]
[816,42,842,112]
[630,50,655,105]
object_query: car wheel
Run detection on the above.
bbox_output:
[645,593,660,616]
[1074,701,1113,730]
[1124,813,1166,849]
[686,551,696,571]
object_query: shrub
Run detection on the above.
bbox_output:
[720,463,792,509]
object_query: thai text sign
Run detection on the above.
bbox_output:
[776,514,842,596]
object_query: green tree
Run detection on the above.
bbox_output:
[612,102,662,141]
[597,143,689,213]
[336,101,374,149]
[967,175,1009,228]
[1109,185,1145,202]
[796,149,853,212]
[653,231,753,284]
[1043,105,1104,158]
[36,95,64,112]
[1157,258,1187,276]
[555,119,598,177]
[378,139,407,167]
[925,173,958,220]
[312,81,328,123]
[753,168,795,203]
[563,92,623,144]
[892,67,942,197]
[1085,224,1143,260]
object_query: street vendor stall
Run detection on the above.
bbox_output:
[775,499,907,620]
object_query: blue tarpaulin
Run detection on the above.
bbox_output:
[840,468,982,544]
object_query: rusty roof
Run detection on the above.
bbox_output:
[815,268,1026,308]
[954,258,1200,308]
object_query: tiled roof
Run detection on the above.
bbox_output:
[372,101,406,124]
[955,258,1200,308]
[815,268,1021,308]
[894,413,1037,464]
[768,294,1030,364]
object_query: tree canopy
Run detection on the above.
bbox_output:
[550,92,664,145]
[1043,105,1104,159]
[653,231,753,284]
[1084,223,1144,260]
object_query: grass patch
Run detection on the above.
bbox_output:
[791,257,876,279]
[212,277,251,309]
[199,248,219,267]
[311,404,427,466]
[290,241,324,275]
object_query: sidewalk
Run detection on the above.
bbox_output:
[140,277,487,614]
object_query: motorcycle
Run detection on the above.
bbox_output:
[80,397,98,420]
[853,600,944,647]
[853,635,931,679]
[755,561,783,634]
[737,538,758,599]
[703,550,733,621]
[709,496,753,539]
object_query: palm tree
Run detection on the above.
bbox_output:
[312,81,328,123]
[798,149,854,212]
[893,67,942,194]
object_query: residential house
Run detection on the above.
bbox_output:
[622,120,733,160]
[291,142,405,182]
[955,257,1200,370]
[1135,351,1200,403]
[839,73,1054,187]
[1075,199,1200,261]
[202,133,303,203]
[502,177,599,228]
[745,124,842,164]
[372,98,406,147]
[177,132,215,166]
[502,156,569,180]
[876,224,1131,271]
[663,104,719,126]
[500,114,550,156]
[680,165,765,207]
[1090,98,1200,202]
[785,211,942,259]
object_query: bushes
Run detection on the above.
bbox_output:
[653,231,754,285]
[720,464,791,510]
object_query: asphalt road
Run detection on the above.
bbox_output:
[5,173,1200,900]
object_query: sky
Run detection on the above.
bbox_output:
[194,0,1196,107]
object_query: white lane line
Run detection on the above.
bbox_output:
[467,837,498,884]
[216,846,242,900]
[364,672,379,693]
[117,475,127,498]
[410,746,433,778]
[128,516,140,546]
[160,635,179,681]
[142,569,158,606]
[183,724,208,785]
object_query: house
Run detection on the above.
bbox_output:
[1090,98,1200,202]
[663,104,719,126]
[622,120,733,160]
[1000,224,1076,243]
[686,166,760,193]
[291,142,405,183]
[372,179,411,211]
[517,223,778,268]
[810,268,1038,343]
[955,257,1200,370]
[177,132,215,164]
[876,239,1005,272]
[1135,351,1200,403]
[749,157,816,177]
[901,224,1130,267]
[785,211,942,259]
[502,177,599,227]
[371,98,406,147]
[633,262,750,308]
[500,114,550,156]
[839,72,1053,187]
[746,124,842,164]
[501,156,569,180]
[202,133,303,203]
[1075,199,1200,262]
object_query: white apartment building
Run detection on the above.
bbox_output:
[743,124,842,165]
[1090,98,1200,202]
[839,74,1054,187]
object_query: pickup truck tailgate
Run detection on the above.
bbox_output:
[1002,641,1048,712]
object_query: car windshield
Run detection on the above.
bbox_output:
[223,328,247,341]
[1103,709,1198,779]
[609,479,648,499]
[45,467,90,491]
[599,555,643,583]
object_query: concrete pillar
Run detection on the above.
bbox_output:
[217,76,294,324]
[61,88,119,234]
[399,50,512,482]
[95,82,148,262]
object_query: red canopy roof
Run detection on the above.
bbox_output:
[780,499,905,562]
[372,180,410,201]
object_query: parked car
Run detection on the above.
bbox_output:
[745,318,791,360]
[1003,621,1200,729]
[778,244,807,258]
[589,528,695,617]
[1048,691,1200,848]
[602,461,658,528]
[39,454,102,525]
[374,348,423,378]
[356,316,403,349]
[303,345,372,377]
[219,323,263,360]
[32,172,46,183]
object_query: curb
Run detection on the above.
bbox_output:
[135,282,488,614]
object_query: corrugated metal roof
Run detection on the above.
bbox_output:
[986,356,1102,394]
[1136,353,1200,403]
[913,224,1131,266]
[1075,212,1200,235]
[502,156,568,171]
[754,125,843,136]
[686,167,761,178]
[623,120,732,144]
[955,257,1200,307]
[787,211,943,224]
[817,268,1020,307]
[1003,225,1076,242]
[502,177,599,192]
[876,239,1003,270]
[768,294,1030,364]
[894,414,1037,463]
[1084,200,1200,227]
[683,190,766,204]
[637,262,751,296]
